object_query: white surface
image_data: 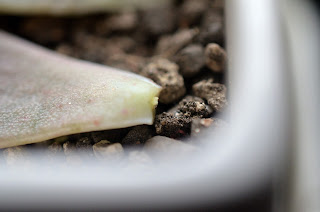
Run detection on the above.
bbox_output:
[284,0,320,211]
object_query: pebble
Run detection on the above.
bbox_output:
[76,137,92,149]
[193,79,228,112]
[2,146,30,166]
[155,28,198,57]
[212,0,225,9]
[177,95,212,118]
[93,141,124,161]
[48,141,63,156]
[104,53,146,74]
[121,125,153,146]
[141,58,186,104]
[144,136,198,161]
[178,0,208,27]
[72,32,136,63]
[95,12,138,35]
[191,117,227,136]
[91,131,107,144]
[191,118,228,138]
[63,141,77,156]
[155,112,191,138]
[141,5,176,36]
[123,150,154,172]
[46,141,65,163]
[174,44,205,77]
[127,150,153,165]
[205,43,227,73]
[62,141,82,165]
[76,137,94,158]
[198,8,224,46]
[167,104,180,116]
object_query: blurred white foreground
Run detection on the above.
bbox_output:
[0,0,319,210]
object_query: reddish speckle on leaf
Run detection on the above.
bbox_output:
[122,109,128,115]
[93,120,100,126]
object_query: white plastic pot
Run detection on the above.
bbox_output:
[0,0,319,210]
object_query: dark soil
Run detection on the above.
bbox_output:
[0,0,228,160]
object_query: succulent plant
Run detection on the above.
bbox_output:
[0,0,169,16]
[0,30,161,148]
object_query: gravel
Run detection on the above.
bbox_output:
[193,79,228,112]
[0,0,228,163]
[174,44,205,77]
[205,43,227,72]
[141,58,186,104]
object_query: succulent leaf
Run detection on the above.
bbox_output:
[0,0,170,16]
[0,31,161,148]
